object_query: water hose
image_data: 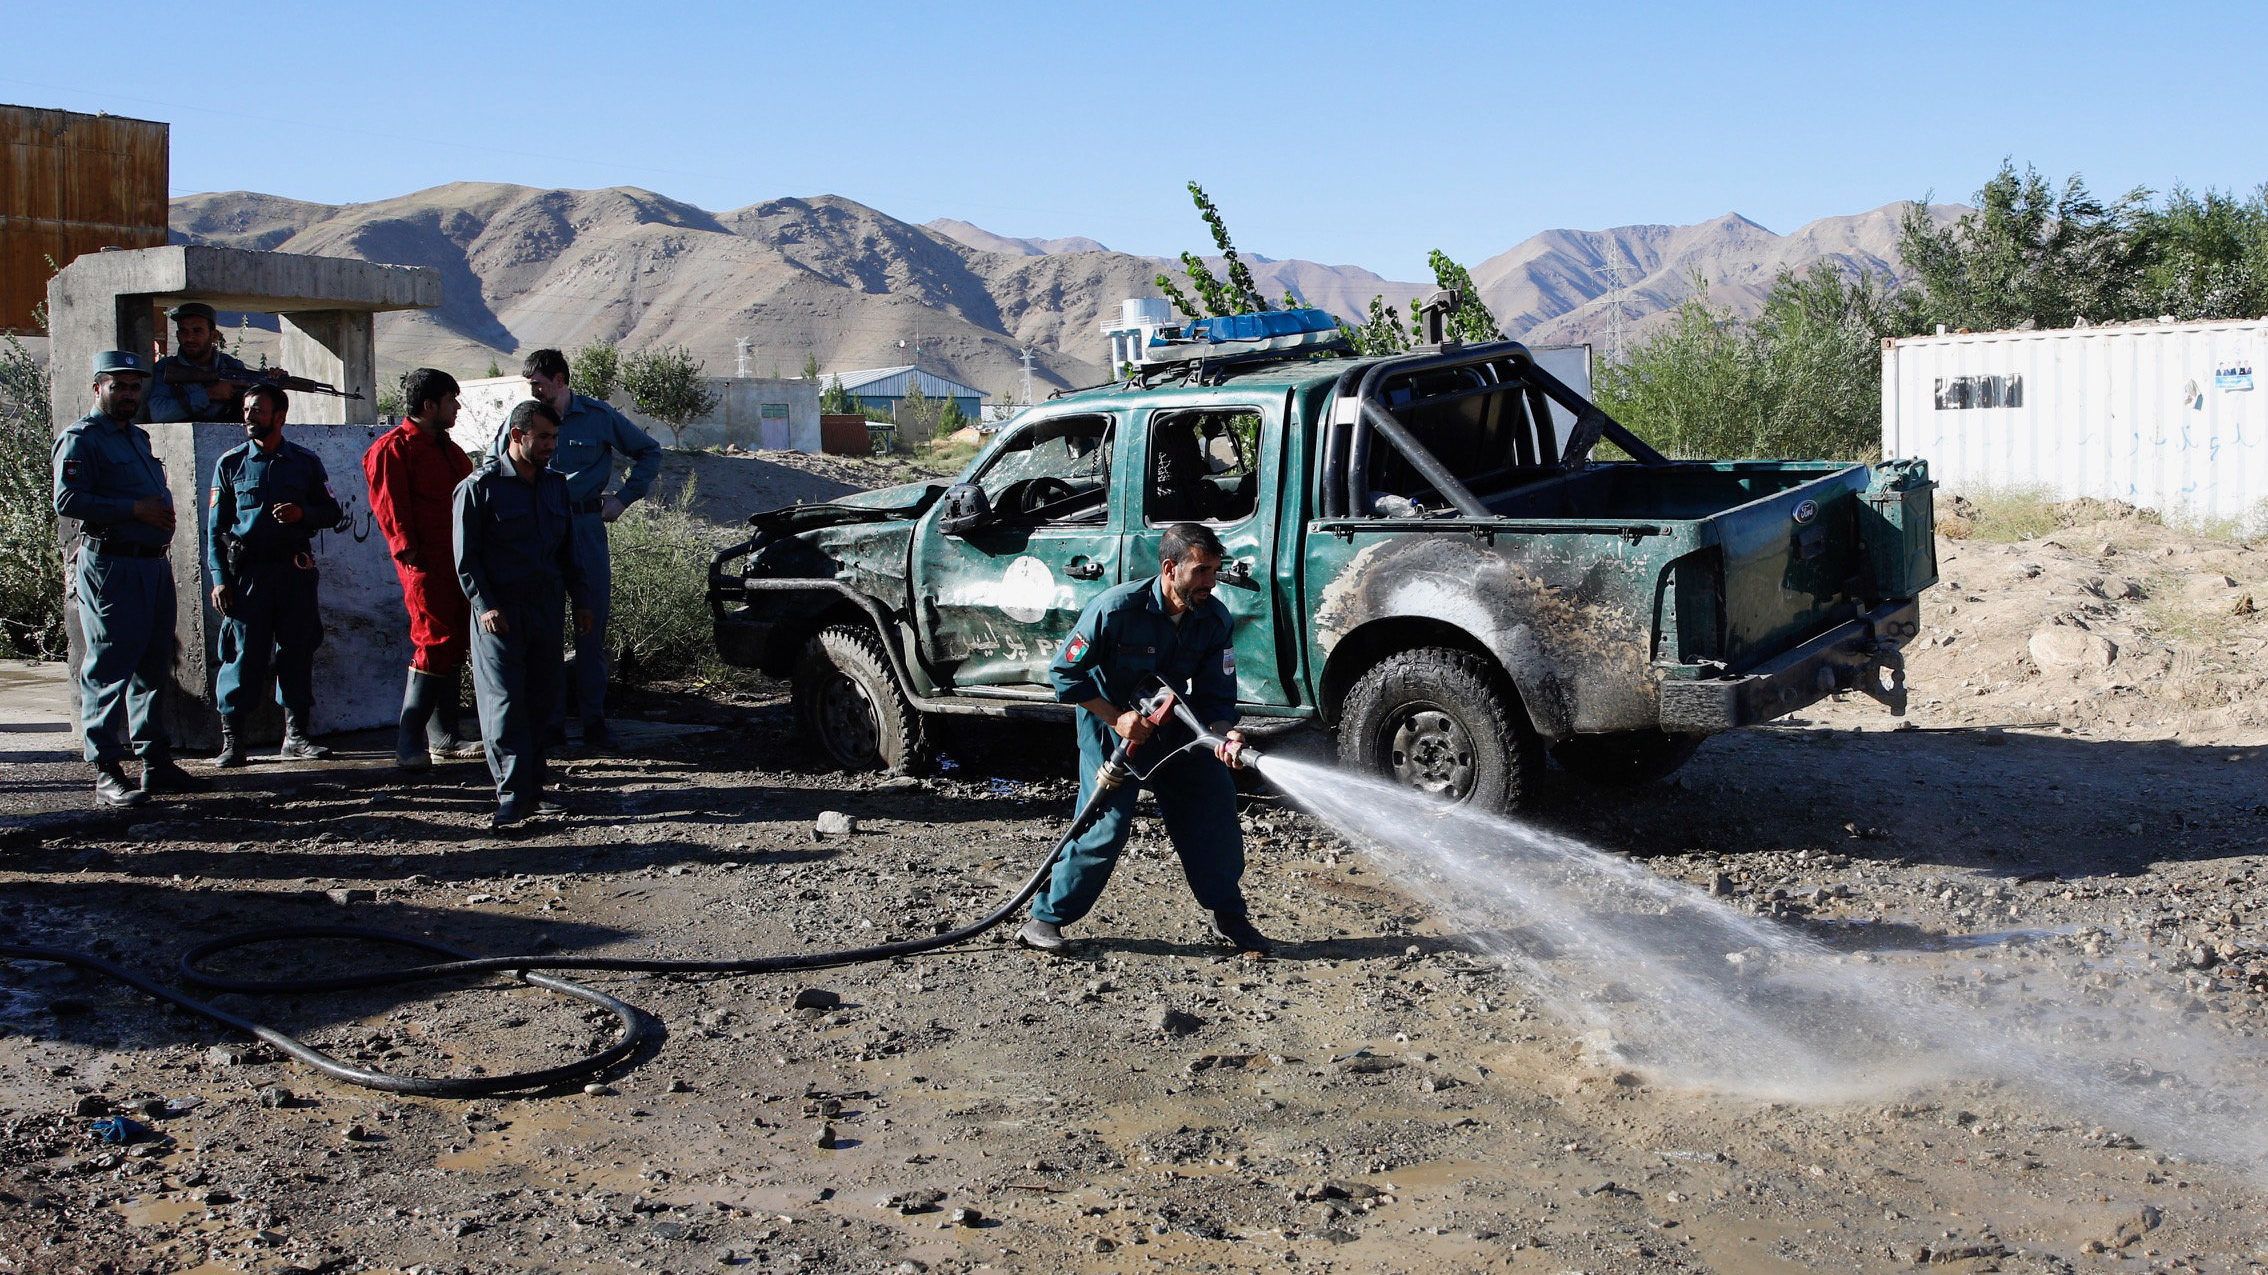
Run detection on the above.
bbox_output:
[0,688,1248,1099]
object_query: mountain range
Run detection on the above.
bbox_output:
[169,183,1960,399]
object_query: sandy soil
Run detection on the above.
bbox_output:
[4,501,2268,1274]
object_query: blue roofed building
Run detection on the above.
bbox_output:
[823,365,986,437]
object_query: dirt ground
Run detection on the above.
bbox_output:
[5,500,2268,1275]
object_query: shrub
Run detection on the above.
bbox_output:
[0,338,62,657]
[604,481,749,686]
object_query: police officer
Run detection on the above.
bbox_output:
[53,351,209,805]
[454,399,593,829]
[1019,522,1271,956]
[521,348,660,752]
[146,302,285,424]
[205,383,343,766]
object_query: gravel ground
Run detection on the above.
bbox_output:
[6,514,2268,1273]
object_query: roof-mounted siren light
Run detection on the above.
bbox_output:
[1139,307,1345,366]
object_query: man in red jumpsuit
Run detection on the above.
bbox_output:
[365,368,482,769]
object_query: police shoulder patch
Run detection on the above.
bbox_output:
[1065,633,1089,664]
[1222,649,1237,675]
[63,459,84,482]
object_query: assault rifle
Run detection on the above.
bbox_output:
[161,362,365,401]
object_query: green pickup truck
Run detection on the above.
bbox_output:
[709,327,1935,809]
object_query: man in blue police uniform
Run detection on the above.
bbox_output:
[205,383,344,767]
[146,302,285,424]
[455,399,594,829]
[521,348,660,752]
[1020,522,1272,957]
[53,351,209,805]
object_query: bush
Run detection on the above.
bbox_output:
[604,481,749,686]
[0,338,62,657]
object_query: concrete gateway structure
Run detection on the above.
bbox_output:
[47,244,441,747]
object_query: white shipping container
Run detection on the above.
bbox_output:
[1881,318,2267,527]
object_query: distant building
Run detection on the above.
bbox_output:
[1100,297,1175,374]
[448,373,821,455]
[823,365,985,424]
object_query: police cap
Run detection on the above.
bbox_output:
[91,350,149,378]
[167,301,218,323]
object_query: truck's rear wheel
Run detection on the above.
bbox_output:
[1551,730,1704,786]
[793,625,929,774]
[1338,648,1541,811]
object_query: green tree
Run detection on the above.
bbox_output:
[936,396,969,435]
[820,375,861,414]
[2132,184,2268,320]
[621,346,720,447]
[0,337,61,656]
[802,352,822,381]
[573,341,622,401]
[894,377,942,448]
[1899,160,2150,332]
[1595,265,1908,461]
[485,356,504,378]
[1155,181,1271,320]
[375,379,405,418]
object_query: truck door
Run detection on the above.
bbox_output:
[1122,398,1293,708]
[911,411,1122,692]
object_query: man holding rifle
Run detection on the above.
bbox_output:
[146,302,283,424]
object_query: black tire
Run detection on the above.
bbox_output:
[1552,730,1704,786]
[1337,647,1542,812]
[792,625,929,774]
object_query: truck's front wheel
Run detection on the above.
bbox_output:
[1338,648,1541,811]
[793,625,929,774]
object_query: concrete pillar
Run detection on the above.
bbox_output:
[280,309,378,425]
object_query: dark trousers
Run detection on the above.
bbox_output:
[1031,714,1247,927]
[215,560,322,723]
[74,551,175,764]
[470,600,564,814]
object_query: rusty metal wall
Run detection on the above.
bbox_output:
[0,104,170,334]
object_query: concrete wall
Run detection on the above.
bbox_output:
[451,375,823,457]
[143,422,412,747]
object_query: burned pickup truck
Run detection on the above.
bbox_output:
[710,311,1936,809]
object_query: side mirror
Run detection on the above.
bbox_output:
[938,483,993,536]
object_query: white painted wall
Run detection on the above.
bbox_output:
[1883,318,2268,527]
[450,375,823,457]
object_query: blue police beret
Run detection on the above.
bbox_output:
[91,350,149,377]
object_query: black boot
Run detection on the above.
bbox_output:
[426,686,483,760]
[93,760,147,807]
[213,722,247,769]
[1210,911,1274,958]
[396,669,437,770]
[278,714,332,761]
[140,755,210,795]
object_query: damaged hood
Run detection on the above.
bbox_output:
[746,481,945,533]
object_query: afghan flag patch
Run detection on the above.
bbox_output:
[1064,633,1089,664]
[1222,649,1237,675]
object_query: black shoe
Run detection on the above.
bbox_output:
[139,757,210,795]
[489,802,530,830]
[1016,919,1067,952]
[534,797,569,817]
[277,731,332,761]
[1210,911,1274,957]
[213,729,246,769]
[428,735,484,761]
[580,721,620,754]
[93,762,148,808]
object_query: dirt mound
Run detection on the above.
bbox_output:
[1837,499,2268,740]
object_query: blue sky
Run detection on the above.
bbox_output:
[8,1,2260,278]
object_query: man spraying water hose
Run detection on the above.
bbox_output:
[1020,522,1272,957]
